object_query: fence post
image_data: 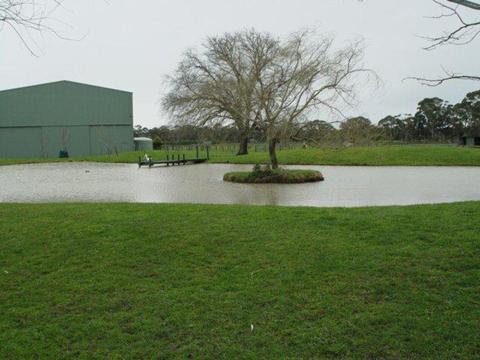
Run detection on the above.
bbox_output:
[196,145,199,159]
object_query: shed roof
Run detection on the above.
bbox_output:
[0,80,133,128]
[0,80,132,95]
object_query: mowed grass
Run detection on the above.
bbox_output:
[0,202,479,358]
[1,144,480,166]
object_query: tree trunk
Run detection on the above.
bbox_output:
[268,138,279,169]
[237,134,249,155]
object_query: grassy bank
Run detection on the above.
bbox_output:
[1,144,480,167]
[1,202,479,358]
[220,144,480,166]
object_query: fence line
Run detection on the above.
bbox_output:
[158,142,309,153]
[154,141,458,156]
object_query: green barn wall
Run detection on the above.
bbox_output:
[41,126,90,157]
[0,81,134,158]
[89,125,134,155]
[0,127,42,158]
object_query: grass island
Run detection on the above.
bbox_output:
[223,167,324,184]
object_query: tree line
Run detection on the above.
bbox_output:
[378,89,480,142]
[137,88,479,148]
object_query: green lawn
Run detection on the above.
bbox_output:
[1,202,479,358]
[1,144,480,167]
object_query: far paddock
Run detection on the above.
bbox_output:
[0,81,135,158]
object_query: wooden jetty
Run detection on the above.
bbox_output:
[138,154,207,168]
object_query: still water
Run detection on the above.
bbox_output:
[1,162,479,207]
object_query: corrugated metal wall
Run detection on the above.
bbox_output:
[89,125,134,155]
[41,126,90,157]
[0,81,134,158]
[0,127,43,158]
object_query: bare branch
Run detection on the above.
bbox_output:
[412,0,480,85]
[0,0,74,55]
[447,0,480,10]
[424,0,480,50]
[405,74,480,86]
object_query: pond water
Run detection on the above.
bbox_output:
[1,162,479,207]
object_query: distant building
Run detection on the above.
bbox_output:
[460,133,480,146]
[0,81,134,158]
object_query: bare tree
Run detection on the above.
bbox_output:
[255,31,372,168]
[162,30,279,155]
[164,29,373,168]
[0,0,68,55]
[411,0,480,85]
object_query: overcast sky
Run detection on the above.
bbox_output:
[1,0,479,127]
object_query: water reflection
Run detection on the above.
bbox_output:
[0,162,479,207]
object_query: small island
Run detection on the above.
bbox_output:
[223,164,324,184]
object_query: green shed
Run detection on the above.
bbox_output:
[460,132,480,146]
[0,81,134,158]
